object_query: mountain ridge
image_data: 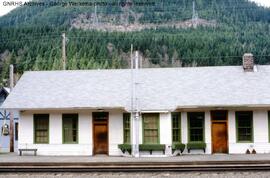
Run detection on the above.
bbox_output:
[1,0,270,27]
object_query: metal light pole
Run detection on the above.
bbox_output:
[131,50,140,157]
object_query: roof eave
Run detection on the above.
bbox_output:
[1,106,127,112]
[176,104,270,111]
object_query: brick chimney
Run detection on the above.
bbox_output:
[243,53,254,72]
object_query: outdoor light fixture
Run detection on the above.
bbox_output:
[1,123,9,136]
[97,108,104,112]
[215,107,225,110]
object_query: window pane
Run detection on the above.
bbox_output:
[123,113,130,144]
[236,111,253,142]
[143,114,159,144]
[63,114,78,143]
[172,113,181,143]
[188,112,204,142]
[211,111,227,121]
[34,114,49,144]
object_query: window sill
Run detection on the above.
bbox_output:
[33,143,49,144]
[236,141,253,143]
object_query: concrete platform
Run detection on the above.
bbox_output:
[1,153,270,172]
[0,153,270,163]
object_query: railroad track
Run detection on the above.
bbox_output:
[1,161,270,172]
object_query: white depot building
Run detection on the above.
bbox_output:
[2,54,270,156]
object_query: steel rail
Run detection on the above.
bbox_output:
[0,161,270,172]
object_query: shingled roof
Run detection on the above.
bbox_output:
[2,65,270,111]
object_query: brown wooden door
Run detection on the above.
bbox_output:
[93,112,108,155]
[212,122,228,153]
[93,124,108,154]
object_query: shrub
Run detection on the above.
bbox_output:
[186,142,206,149]
[118,144,132,154]
[172,143,185,153]
[139,144,165,151]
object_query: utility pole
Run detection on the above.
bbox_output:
[93,5,99,26]
[130,44,133,69]
[62,33,66,70]
[9,64,14,152]
[140,54,143,68]
[124,7,129,26]
[131,50,140,157]
[192,1,197,20]
[192,1,199,27]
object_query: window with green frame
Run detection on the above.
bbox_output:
[236,111,253,142]
[143,113,159,144]
[34,114,49,144]
[172,112,181,143]
[188,112,204,142]
[63,114,78,144]
[123,113,131,144]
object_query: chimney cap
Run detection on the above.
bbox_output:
[243,53,253,57]
[242,53,254,72]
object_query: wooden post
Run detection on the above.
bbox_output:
[9,64,14,152]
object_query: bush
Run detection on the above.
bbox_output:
[172,143,185,153]
[139,144,165,151]
[118,144,132,154]
[186,142,206,149]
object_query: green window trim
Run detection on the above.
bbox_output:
[123,113,131,144]
[34,114,49,144]
[187,112,205,143]
[171,112,181,144]
[62,114,78,144]
[142,113,160,144]
[236,111,253,143]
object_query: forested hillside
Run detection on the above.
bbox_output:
[0,0,270,86]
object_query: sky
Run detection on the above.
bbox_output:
[0,0,270,17]
[251,0,270,7]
